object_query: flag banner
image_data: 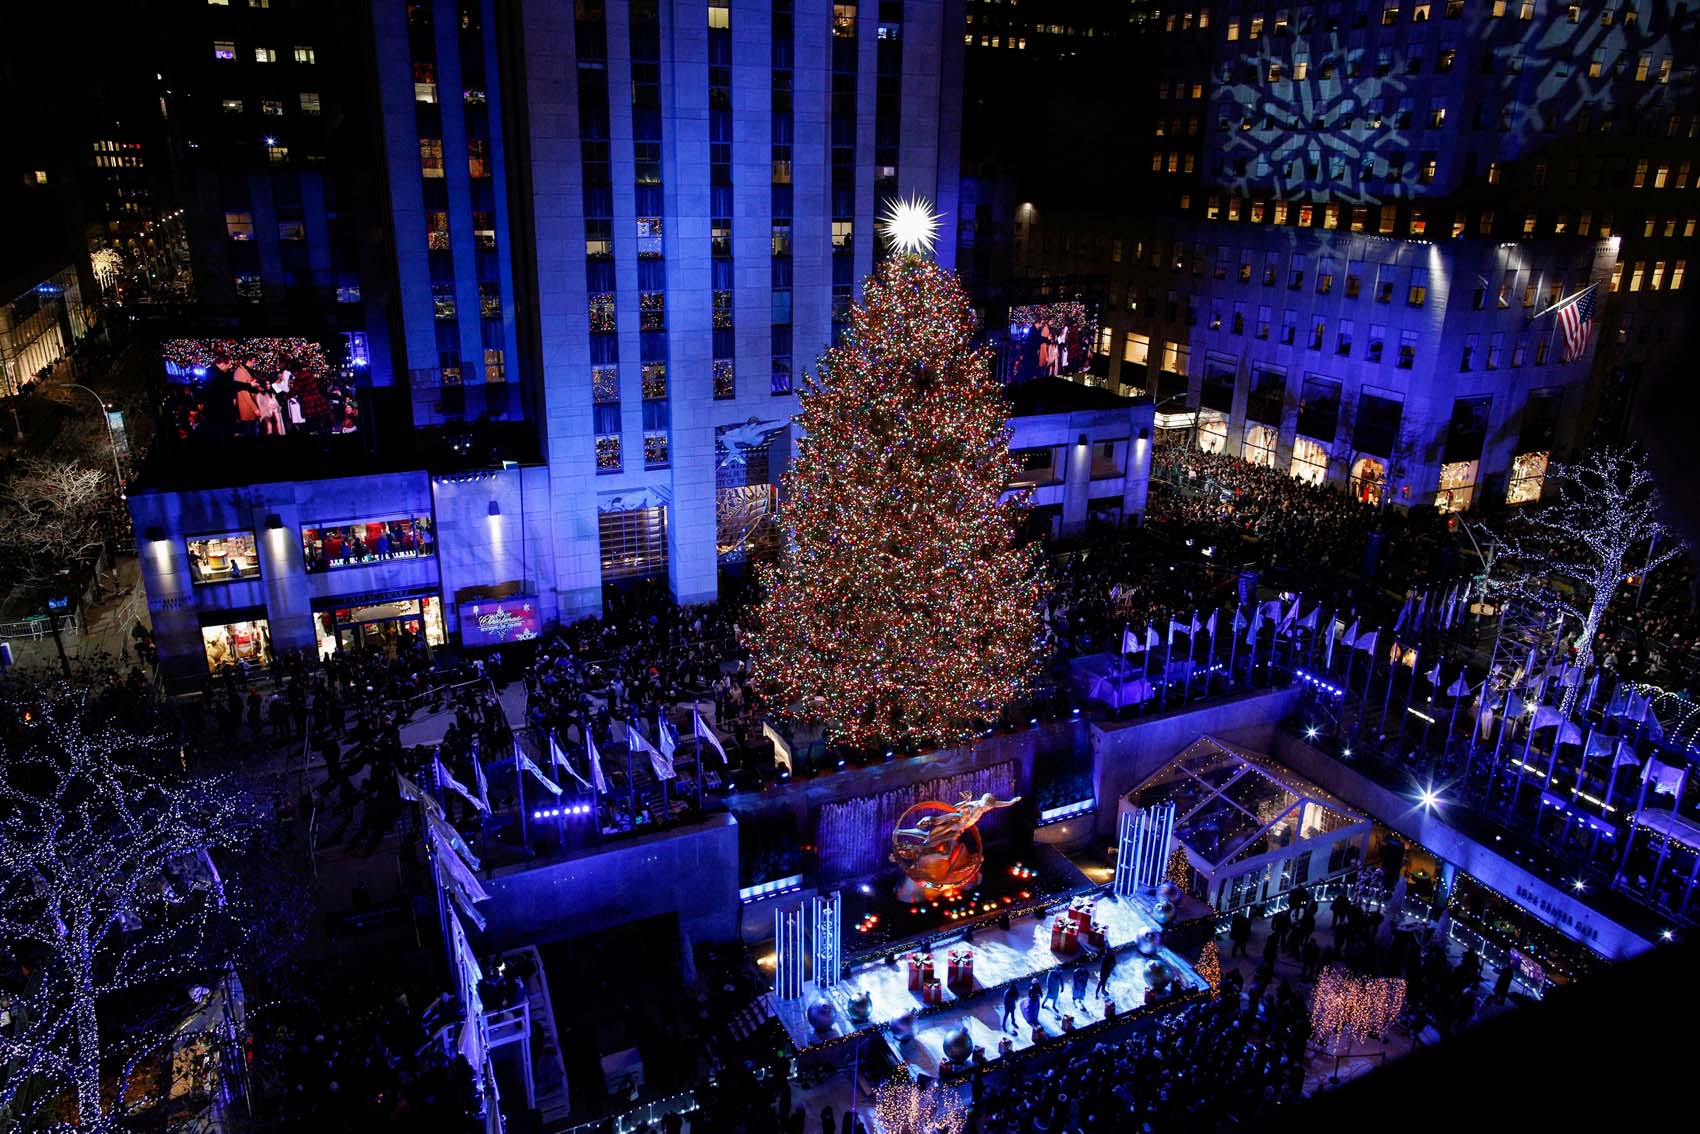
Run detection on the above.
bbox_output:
[1341,619,1361,650]
[1447,673,1471,698]
[1282,596,1300,629]
[763,721,794,773]
[1642,758,1684,796]
[658,711,679,760]
[1297,606,1320,631]
[1146,625,1161,650]
[1585,732,1616,759]
[1393,595,1413,632]
[626,721,674,780]
[587,732,609,793]
[1415,591,1429,628]
[1555,720,1583,748]
[1605,686,1631,718]
[1426,662,1443,685]
[546,734,591,792]
[1232,609,1248,632]
[1531,705,1566,733]
[426,808,482,871]
[1205,610,1218,638]
[437,757,490,813]
[430,824,489,902]
[471,751,492,812]
[517,752,565,796]
[1613,740,1641,768]
[1624,688,1651,722]
[442,871,487,931]
[1122,624,1142,654]
[693,703,730,764]
[397,771,444,818]
[1169,617,1196,640]
[1556,283,1598,362]
[1262,599,1285,621]
[1353,629,1379,654]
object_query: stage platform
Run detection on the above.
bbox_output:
[773,888,1202,1060]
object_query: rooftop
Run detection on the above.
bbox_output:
[1005,376,1147,418]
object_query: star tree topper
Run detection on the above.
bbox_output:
[877,194,943,256]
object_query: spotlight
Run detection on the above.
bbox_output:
[1571,879,1585,892]
[859,883,873,895]
[1418,788,1442,811]
[1342,747,1352,757]
[1304,726,1319,740]
[1662,930,1674,941]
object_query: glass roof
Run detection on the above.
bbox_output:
[1128,736,1367,869]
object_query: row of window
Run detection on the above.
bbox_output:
[220,93,321,116]
[185,515,436,584]
[212,42,315,64]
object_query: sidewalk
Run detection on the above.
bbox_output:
[2,554,147,673]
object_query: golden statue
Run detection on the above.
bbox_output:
[891,792,1020,901]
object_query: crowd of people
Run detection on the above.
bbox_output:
[973,987,1309,1133]
[1148,437,1456,597]
[249,977,481,1131]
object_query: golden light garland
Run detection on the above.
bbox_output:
[1308,964,1406,1050]
[1195,940,1222,994]
[745,254,1044,750]
[873,1074,968,1134]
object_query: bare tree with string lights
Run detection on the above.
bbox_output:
[0,686,262,1131]
[1490,446,1687,716]
[743,226,1044,752]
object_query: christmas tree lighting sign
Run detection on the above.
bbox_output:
[460,597,541,646]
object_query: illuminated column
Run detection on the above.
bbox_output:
[1115,802,1177,898]
[810,891,842,989]
[775,904,806,1002]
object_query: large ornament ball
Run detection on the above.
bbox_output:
[806,996,836,1032]
[1135,928,1164,956]
[943,1026,974,1063]
[1143,959,1173,989]
[891,1010,917,1042]
[1156,881,1182,903]
[847,991,873,1022]
[1151,898,1177,925]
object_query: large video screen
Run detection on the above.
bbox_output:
[459,596,542,647]
[160,336,361,439]
[1007,301,1098,382]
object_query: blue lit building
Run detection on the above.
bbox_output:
[992,1,1699,507]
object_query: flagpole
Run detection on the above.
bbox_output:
[551,730,566,852]
[1183,612,1196,704]
[1618,763,1653,881]
[1379,641,1399,735]
[1227,605,1241,692]
[1205,613,1217,698]
[1160,622,1171,712]
[516,755,528,854]
[1143,623,1155,711]
[1509,695,1539,814]
[1488,683,1516,803]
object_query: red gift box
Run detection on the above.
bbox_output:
[922,978,944,1006]
[907,953,933,992]
[1068,899,1095,929]
[1085,923,1108,948]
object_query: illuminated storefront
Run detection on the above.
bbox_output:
[1436,459,1478,513]
[1289,436,1329,485]
[187,531,261,584]
[201,616,271,670]
[313,594,446,658]
[1242,423,1278,468]
[1506,450,1549,505]
[1350,456,1387,505]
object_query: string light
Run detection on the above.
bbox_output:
[161,336,333,374]
[0,686,262,1129]
[745,254,1044,750]
[1195,940,1222,993]
[873,1074,967,1134]
[1308,965,1406,1051]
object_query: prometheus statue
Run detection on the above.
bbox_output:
[890,792,1020,901]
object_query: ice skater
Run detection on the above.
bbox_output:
[1043,968,1064,1012]
[1002,983,1019,1032]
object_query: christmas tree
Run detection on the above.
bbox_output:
[746,253,1043,751]
[1196,940,1222,994]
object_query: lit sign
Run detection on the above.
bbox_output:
[459,596,540,647]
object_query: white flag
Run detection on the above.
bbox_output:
[1297,606,1320,631]
[546,732,590,792]
[1612,740,1640,768]
[1341,619,1361,649]
[1446,673,1471,698]
[626,721,674,780]
[1205,610,1218,638]
[1353,629,1379,654]
[1425,662,1442,685]
[763,721,794,773]
[1393,594,1413,631]
[1281,596,1300,630]
[658,711,679,761]
[426,808,481,870]
[397,771,444,819]
[1122,624,1142,654]
[517,752,564,796]
[471,751,492,813]
[693,703,729,765]
[1643,758,1685,796]
[587,731,609,793]
[436,756,489,813]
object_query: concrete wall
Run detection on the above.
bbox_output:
[1008,400,1156,533]
[725,721,1067,844]
[1268,732,1651,962]
[476,812,741,949]
[1090,688,1302,838]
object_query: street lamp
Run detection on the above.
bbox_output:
[60,383,126,497]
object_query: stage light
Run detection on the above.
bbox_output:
[1662,929,1674,941]
[1342,747,1352,757]
[1572,879,1585,892]
[1304,726,1319,740]
[859,882,872,895]
[1418,787,1442,811]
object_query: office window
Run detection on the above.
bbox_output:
[414,62,438,102]
[261,98,283,116]
[420,138,445,177]
[1397,330,1418,368]
[479,281,502,321]
[255,47,277,63]
[299,91,321,115]
[468,138,490,178]
[293,46,316,64]
[221,98,244,113]
[1367,324,1386,363]
[1460,333,1477,371]
[214,40,237,60]
[1408,268,1428,307]
[225,211,254,240]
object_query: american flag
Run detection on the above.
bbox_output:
[1556,284,1598,363]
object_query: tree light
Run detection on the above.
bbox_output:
[876,194,942,255]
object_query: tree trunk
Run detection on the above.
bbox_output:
[1561,597,1608,717]
[71,921,102,1128]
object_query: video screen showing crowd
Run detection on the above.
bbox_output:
[160,336,362,439]
[1007,301,1098,382]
